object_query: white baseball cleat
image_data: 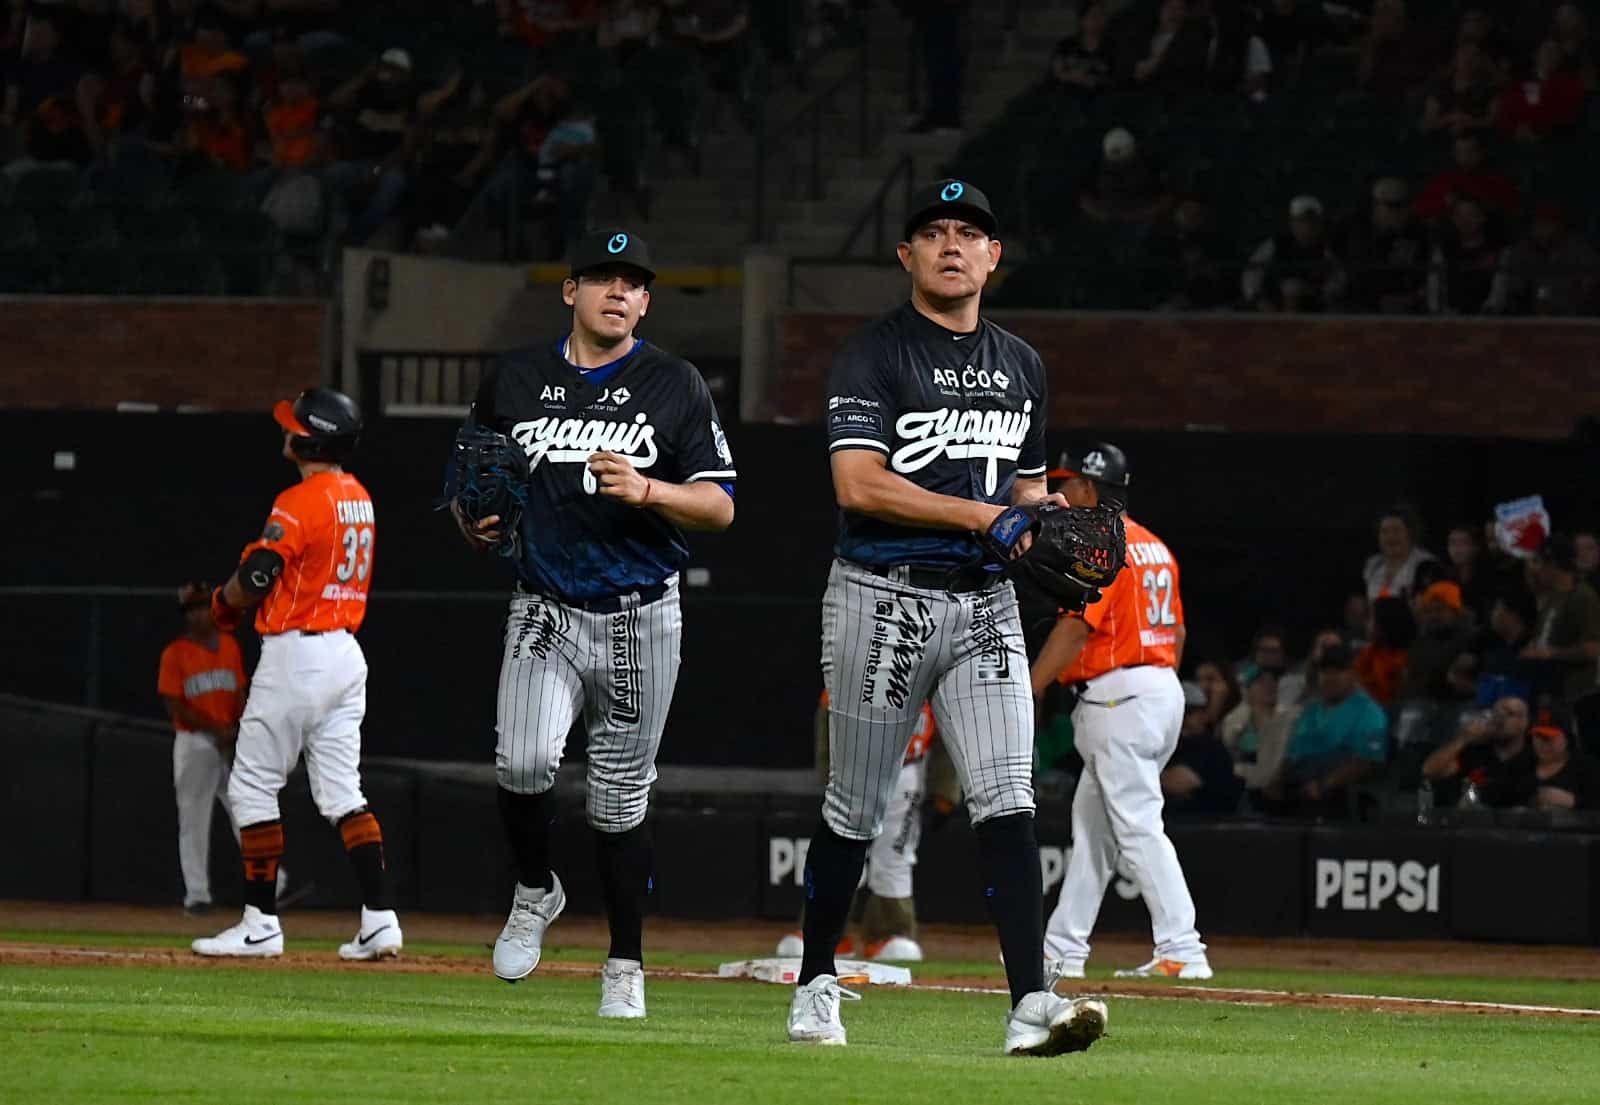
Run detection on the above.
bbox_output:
[338,907,403,961]
[1005,992,1108,1057]
[868,935,924,962]
[191,905,283,958]
[493,875,566,982]
[787,974,859,1045]
[1045,957,1087,988]
[1114,956,1213,980]
[775,931,804,957]
[598,958,647,1019]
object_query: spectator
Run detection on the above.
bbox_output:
[1494,38,1584,144]
[1,9,89,174]
[903,0,966,134]
[1523,718,1600,810]
[1048,0,1113,106]
[1420,41,1499,139]
[1355,595,1414,707]
[1238,625,1308,704]
[1145,193,1233,310]
[1340,176,1430,314]
[175,71,253,171]
[1421,694,1534,807]
[1192,658,1243,734]
[1453,5,1510,80]
[1267,643,1388,814]
[1163,680,1246,817]
[1523,534,1600,705]
[325,48,424,246]
[1414,129,1520,222]
[1505,203,1597,316]
[1363,506,1436,600]
[1576,529,1600,588]
[668,0,753,132]
[1241,195,1345,312]
[1079,127,1171,226]
[1454,588,1539,705]
[1359,0,1434,99]
[1343,593,1371,649]
[1126,0,1213,92]
[1400,580,1474,702]
[1428,195,1509,314]
[1550,2,1596,90]
[1221,666,1299,792]
[450,73,576,259]
[598,0,662,67]
[1245,0,1326,99]
[243,0,350,53]
[1444,524,1496,623]
[262,69,322,169]
[78,20,156,160]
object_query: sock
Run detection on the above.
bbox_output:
[338,809,394,911]
[975,812,1045,1007]
[240,820,284,916]
[498,786,556,892]
[798,820,870,985]
[595,823,654,963]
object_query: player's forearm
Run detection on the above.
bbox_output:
[164,696,212,733]
[1421,737,1467,780]
[1011,475,1050,504]
[1031,617,1089,697]
[221,572,266,611]
[833,460,1001,533]
[642,479,734,532]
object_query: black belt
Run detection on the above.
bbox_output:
[860,562,1003,594]
[518,580,669,613]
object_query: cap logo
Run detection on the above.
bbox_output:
[607,233,628,254]
[1082,450,1107,476]
[941,181,965,201]
[307,414,338,432]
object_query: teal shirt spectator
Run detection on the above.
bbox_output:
[1286,688,1389,768]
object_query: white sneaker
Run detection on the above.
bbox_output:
[775,931,804,957]
[1113,956,1213,980]
[1045,957,1087,989]
[869,935,924,962]
[339,907,403,961]
[787,974,860,1045]
[191,905,283,958]
[493,875,566,982]
[1005,991,1108,1057]
[598,958,647,1019]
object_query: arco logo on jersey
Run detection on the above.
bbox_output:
[510,413,660,493]
[890,401,1033,496]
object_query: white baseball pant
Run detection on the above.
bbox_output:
[173,731,238,906]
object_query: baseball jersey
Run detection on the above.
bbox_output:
[827,301,1047,567]
[461,339,737,602]
[1057,518,1183,685]
[820,688,935,764]
[242,470,375,635]
[158,634,246,730]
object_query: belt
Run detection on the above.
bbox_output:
[518,580,669,613]
[859,562,1002,594]
[1073,662,1155,694]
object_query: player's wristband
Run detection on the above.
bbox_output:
[210,587,243,632]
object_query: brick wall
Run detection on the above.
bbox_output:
[0,299,328,410]
[774,312,1600,437]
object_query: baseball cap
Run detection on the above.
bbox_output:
[1419,580,1463,611]
[569,229,656,283]
[379,47,413,72]
[1102,127,1136,162]
[1372,177,1409,204]
[178,581,211,609]
[902,179,997,242]
[1048,444,1131,487]
[1289,195,1324,219]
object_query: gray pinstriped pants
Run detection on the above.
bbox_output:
[821,558,1035,840]
[495,580,682,832]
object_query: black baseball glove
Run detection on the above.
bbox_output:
[977,502,1127,610]
[449,426,531,557]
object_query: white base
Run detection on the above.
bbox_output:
[718,957,911,986]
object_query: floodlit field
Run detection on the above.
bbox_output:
[4,905,1599,1105]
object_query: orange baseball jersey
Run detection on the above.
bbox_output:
[819,689,936,764]
[243,470,375,635]
[1057,518,1184,685]
[158,634,246,730]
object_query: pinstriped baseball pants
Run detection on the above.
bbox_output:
[495,580,682,833]
[821,559,1035,840]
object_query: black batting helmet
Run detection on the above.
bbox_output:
[273,386,362,464]
[1049,442,1131,507]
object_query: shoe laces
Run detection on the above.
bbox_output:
[505,898,541,947]
[800,977,860,1021]
[602,964,643,1003]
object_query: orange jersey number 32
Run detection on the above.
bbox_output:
[1058,518,1183,685]
[244,470,375,635]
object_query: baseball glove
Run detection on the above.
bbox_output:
[978,502,1127,610]
[449,426,531,557]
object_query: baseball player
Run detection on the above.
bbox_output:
[787,179,1110,1056]
[192,387,403,961]
[1034,443,1212,980]
[447,229,736,1020]
[159,582,246,916]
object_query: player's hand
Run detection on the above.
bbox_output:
[589,452,651,507]
[451,498,502,549]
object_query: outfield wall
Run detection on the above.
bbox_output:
[6,697,1597,945]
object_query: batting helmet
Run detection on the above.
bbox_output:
[1050,442,1131,507]
[273,387,362,464]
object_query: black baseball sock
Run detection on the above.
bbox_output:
[497,786,556,892]
[975,812,1045,1007]
[798,820,871,985]
[337,809,394,911]
[595,823,654,963]
[240,820,284,916]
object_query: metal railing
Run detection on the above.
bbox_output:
[835,153,917,258]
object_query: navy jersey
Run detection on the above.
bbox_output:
[464,339,737,601]
[826,302,1047,568]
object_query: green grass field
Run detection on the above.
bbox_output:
[5,925,1600,1105]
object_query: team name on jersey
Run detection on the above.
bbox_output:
[182,669,238,698]
[890,401,1034,496]
[1126,541,1173,567]
[511,413,659,493]
[320,584,370,601]
[336,500,375,525]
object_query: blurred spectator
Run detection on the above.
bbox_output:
[1163,680,1246,817]
[498,0,603,53]
[1453,5,1510,80]
[325,48,424,245]
[1192,658,1242,733]
[1,9,89,174]
[1359,0,1434,99]
[1048,0,1112,106]
[1550,2,1596,89]
[1415,130,1520,222]
[1355,595,1414,707]
[1340,176,1430,314]
[1126,0,1213,91]
[1363,506,1436,600]
[1343,593,1371,649]
[1145,193,1233,310]
[241,0,349,53]
[1505,203,1597,316]
[1523,534,1600,705]
[175,8,249,83]
[1456,589,1538,705]
[1420,41,1499,139]
[1427,195,1509,314]
[1421,694,1533,807]
[1576,529,1600,588]
[1245,0,1327,99]
[1493,38,1584,144]
[262,69,322,168]
[598,0,662,67]
[1400,580,1474,702]
[1443,524,1493,622]
[1238,625,1309,704]
[903,0,966,134]
[1524,718,1600,810]
[174,71,253,171]
[668,0,753,132]
[1241,195,1345,312]
[1266,643,1388,814]
[78,20,156,161]
[1079,127,1170,226]
[1221,666,1299,792]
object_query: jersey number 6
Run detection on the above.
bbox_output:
[1142,568,1176,626]
[338,525,373,582]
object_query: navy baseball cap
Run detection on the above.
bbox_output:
[902,179,998,242]
[570,229,656,282]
